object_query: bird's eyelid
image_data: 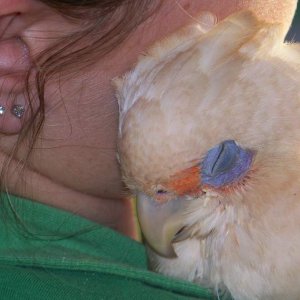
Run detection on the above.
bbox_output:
[201,140,254,189]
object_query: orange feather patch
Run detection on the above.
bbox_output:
[167,165,201,196]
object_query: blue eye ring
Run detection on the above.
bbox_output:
[201,140,254,188]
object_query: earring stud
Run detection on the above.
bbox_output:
[0,105,5,116]
[11,104,25,119]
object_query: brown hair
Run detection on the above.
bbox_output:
[3,0,157,190]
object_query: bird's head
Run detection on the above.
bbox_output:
[135,139,257,257]
[116,11,300,258]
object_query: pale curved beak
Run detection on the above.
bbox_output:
[136,192,187,258]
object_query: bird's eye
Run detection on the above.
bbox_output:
[201,140,254,188]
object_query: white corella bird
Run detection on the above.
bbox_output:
[115,2,300,299]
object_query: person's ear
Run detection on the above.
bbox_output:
[0,0,42,134]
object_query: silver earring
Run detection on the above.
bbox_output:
[11,104,25,119]
[0,105,6,116]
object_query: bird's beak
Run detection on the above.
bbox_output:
[137,192,187,258]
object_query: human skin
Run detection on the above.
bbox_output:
[0,0,295,238]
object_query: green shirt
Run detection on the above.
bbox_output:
[0,194,214,300]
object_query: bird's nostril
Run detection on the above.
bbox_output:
[156,189,168,194]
